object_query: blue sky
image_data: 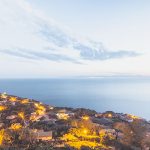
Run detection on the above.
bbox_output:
[0,0,149,78]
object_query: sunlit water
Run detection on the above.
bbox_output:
[0,77,150,119]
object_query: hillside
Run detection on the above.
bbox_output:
[0,93,149,150]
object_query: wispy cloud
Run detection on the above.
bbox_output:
[0,0,140,63]
[0,48,81,63]
[38,22,72,48]
[73,42,139,60]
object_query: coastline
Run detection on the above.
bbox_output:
[0,93,149,149]
[1,78,150,120]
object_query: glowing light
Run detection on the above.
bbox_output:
[61,127,110,149]
[82,116,89,120]
[0,106,7,111]
[9,97,17,102]
[36,109,45,115]
[56,113,69,120]
[10,123,22,130]
[107,114,112,118]
[20,99,29,104]
[34,103,46,117]
[34,103,46,111]
[83,129,88,134]
[30,114,37,121]
[18,112,25,120]
[0,129,4,145]
[127,114,140,120]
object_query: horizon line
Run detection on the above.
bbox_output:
[0,75,150,79]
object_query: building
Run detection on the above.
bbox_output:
[6,115,17,120]
[56,109,74,120]
[36,130,53,141]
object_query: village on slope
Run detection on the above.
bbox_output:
[0,93,149,150]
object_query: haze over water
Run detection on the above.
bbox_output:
[0,77,150,119]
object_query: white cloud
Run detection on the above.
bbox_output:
[0,0,145,78]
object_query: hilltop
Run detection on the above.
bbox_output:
[0,93,149,150]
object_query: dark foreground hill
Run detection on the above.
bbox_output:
[0,93,149,150]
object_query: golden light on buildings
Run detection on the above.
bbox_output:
[83,129,88,134]
[34,103,46,111]
[107,114,112,118]
[0,106,7,111]
[127,114,140,120]
[30,114,37,121]
[61,127,109,149]
[9,97,17,102]
[10,123,22,130]
[82,116,89,120]
[34,103,46,116]
[0,129,4,145]
[18,112,25,120]
[36,109,45,116]
[20,99,29,104]
[34,103,39,107]
[57,113,69,120]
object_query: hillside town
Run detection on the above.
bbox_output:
[0,93,150,150]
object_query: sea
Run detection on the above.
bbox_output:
[0,77,150,120]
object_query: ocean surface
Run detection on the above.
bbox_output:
[0,77,150,119]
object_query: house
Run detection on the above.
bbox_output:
[56,109,69,120]
[56,109,74,120]
[6,115,17,120]
[100,129,115,134]
[0,93,7,99]
[56,113,69,120]
[36,130,53,141]
[103,111,118,118]
[48,106,54,110]
[95,113,103,118]
[30,113,43,122]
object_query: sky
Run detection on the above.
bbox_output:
[0,0,150,78]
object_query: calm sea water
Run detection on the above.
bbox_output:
[0,77,150,119]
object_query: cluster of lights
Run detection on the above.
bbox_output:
[9,97,17,102]
[127,114,140,120]
[57,113,69,120]
[61,127,112,149]
[34,103,46,115]
[29,103,46,121]
[20,99,29,104]
[82,116,89,121]
[34,103,45,111]
[10,123,22,130]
